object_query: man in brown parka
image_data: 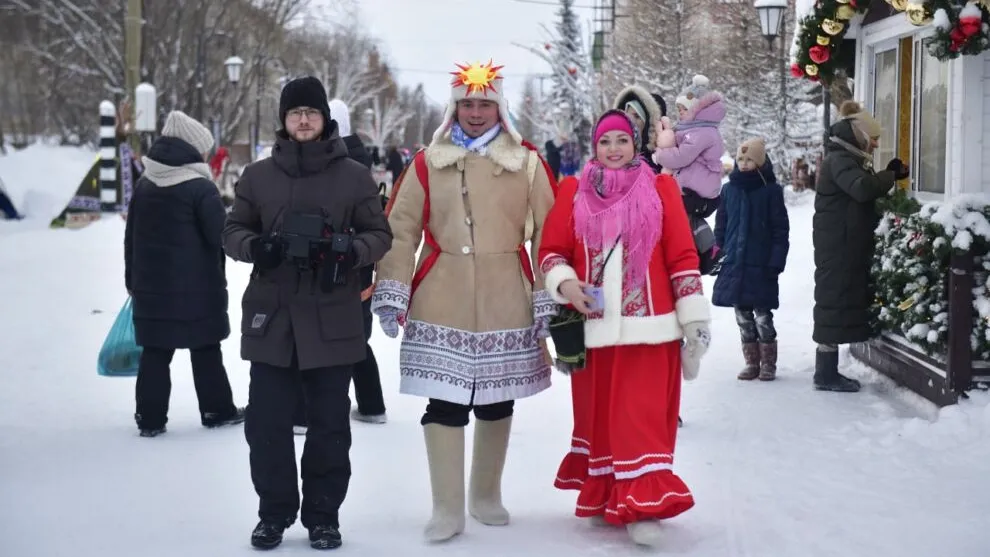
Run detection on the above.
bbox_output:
[222,76,392,551]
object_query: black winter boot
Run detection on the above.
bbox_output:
[309,525,343,550]
[250,519,291,550]
[202,406,246,428]
[813,350,860,393]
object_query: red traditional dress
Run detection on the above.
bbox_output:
[539,173,710,525]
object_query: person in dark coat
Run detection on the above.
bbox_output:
[385,144,405,186]
[712,138,789,382]
[124,110,243,438]
[813,101,909,393]
[290,98,387,433]
[613,85,667,173]
[222,76,393,550]
[544,138,561,180]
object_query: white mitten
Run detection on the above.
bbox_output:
[681,321,711,381]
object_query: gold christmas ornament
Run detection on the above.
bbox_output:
[888,0,908,11]
[817,34,831,46]
[836,5,856,20]
[805,64,820,76]
[905,2,931,25]
[821,18,846,35]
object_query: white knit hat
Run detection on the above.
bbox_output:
[431,60,522,146]
[161,110,214,154]
[675,75,712,113]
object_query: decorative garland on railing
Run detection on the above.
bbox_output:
[792,0,990,83]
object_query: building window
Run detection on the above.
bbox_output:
[912,37,948,195]
[872,47,899,172]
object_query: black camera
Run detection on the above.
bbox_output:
[275,211,354,292]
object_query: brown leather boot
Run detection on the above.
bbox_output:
[758,341,778,381]
[737,343,761,380]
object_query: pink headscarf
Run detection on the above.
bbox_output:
[574,110,662,289]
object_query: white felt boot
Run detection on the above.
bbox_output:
[423,424,466,542]
[468,417,512,525]
[626,520,664,546]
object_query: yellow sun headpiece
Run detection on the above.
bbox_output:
[450,60,504,96]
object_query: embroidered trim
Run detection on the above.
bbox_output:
[370,279,410,314]
[672,274,703,300]
[533,289,556,319]
[540,253,569,275]
[399,319,551,404]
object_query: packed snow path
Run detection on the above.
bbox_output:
[1,190,988,556]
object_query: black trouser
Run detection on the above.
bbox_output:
[420,397,514,428]
[246,357,353,529]
[294,300,384,425]
[134,344,236,430]
[734,307,777,344]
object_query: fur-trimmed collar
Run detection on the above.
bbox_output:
[426,131,528,173]
[683,92,725,123]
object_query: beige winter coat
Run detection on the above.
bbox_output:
[372,131,557,404]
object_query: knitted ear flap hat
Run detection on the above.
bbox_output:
[676,74,711,113]
[431,60,522,146]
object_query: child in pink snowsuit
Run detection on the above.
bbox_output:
[653,75,726,219]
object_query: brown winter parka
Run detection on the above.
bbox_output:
[222,128,393,370]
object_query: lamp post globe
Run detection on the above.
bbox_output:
[224,55,244,85]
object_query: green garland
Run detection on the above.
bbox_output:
[792,0,990,83]
[872,198,990,360]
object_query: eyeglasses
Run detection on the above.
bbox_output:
[286,108,322,122]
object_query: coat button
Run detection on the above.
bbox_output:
[465,216,473,226]
[461,246,472,255]
[461,187,468,195]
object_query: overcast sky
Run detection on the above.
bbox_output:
[311,0,597,107]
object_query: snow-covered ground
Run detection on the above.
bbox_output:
[1,186,989,556]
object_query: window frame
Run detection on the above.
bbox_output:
[910,30,950,200]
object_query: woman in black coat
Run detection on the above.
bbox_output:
[124,111,244,437]
[813,101,909,393]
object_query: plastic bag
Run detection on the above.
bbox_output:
[98,297,143,377]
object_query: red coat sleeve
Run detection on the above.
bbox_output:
[656,174,711,325]
[539,176,580,303]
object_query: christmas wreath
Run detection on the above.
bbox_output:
[792,0,990,83]
[872,197,990,360]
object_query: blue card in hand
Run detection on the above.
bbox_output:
[583,286,605,311]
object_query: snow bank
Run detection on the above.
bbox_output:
[0,142,97,222]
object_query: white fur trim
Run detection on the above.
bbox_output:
[613,85,664,120]
[425,133,527,172]
[544,263,578,304]
[675,295,711,326]
[585,312,683,348]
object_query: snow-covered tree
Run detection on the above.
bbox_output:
[515,0,597,156]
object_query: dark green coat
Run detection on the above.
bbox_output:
[813,120,896,345]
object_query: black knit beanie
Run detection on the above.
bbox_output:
[278,76,332,131]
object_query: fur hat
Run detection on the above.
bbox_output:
[676,75,712,113]
[736,137,767,167]
[279,76,332,129]
[431,60,522,146]
[160,110,214,155]
[839,100,882,147]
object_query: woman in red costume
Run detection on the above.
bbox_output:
[538,110,711,546]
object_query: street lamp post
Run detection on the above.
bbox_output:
[194,31,236,121]
[754,0,788,159]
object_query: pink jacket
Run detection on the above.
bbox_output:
[654,92,726,199]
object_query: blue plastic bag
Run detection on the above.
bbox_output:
[98,297,143,377]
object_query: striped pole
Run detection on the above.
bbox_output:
[99,100,118,211]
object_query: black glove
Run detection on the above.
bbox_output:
[250,235,283,270]
[886,158,910,180]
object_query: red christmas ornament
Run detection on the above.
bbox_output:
[544,43,551,50]
[567,66,577,75]
[849,0,857,8]
[960,18,982,37]
[809,45,830,64]
[790,63,805,77]
[950,26,968,51]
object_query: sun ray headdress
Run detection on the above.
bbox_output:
[430,59,523,146]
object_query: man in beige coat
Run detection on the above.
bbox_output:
[371,60,557,542]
